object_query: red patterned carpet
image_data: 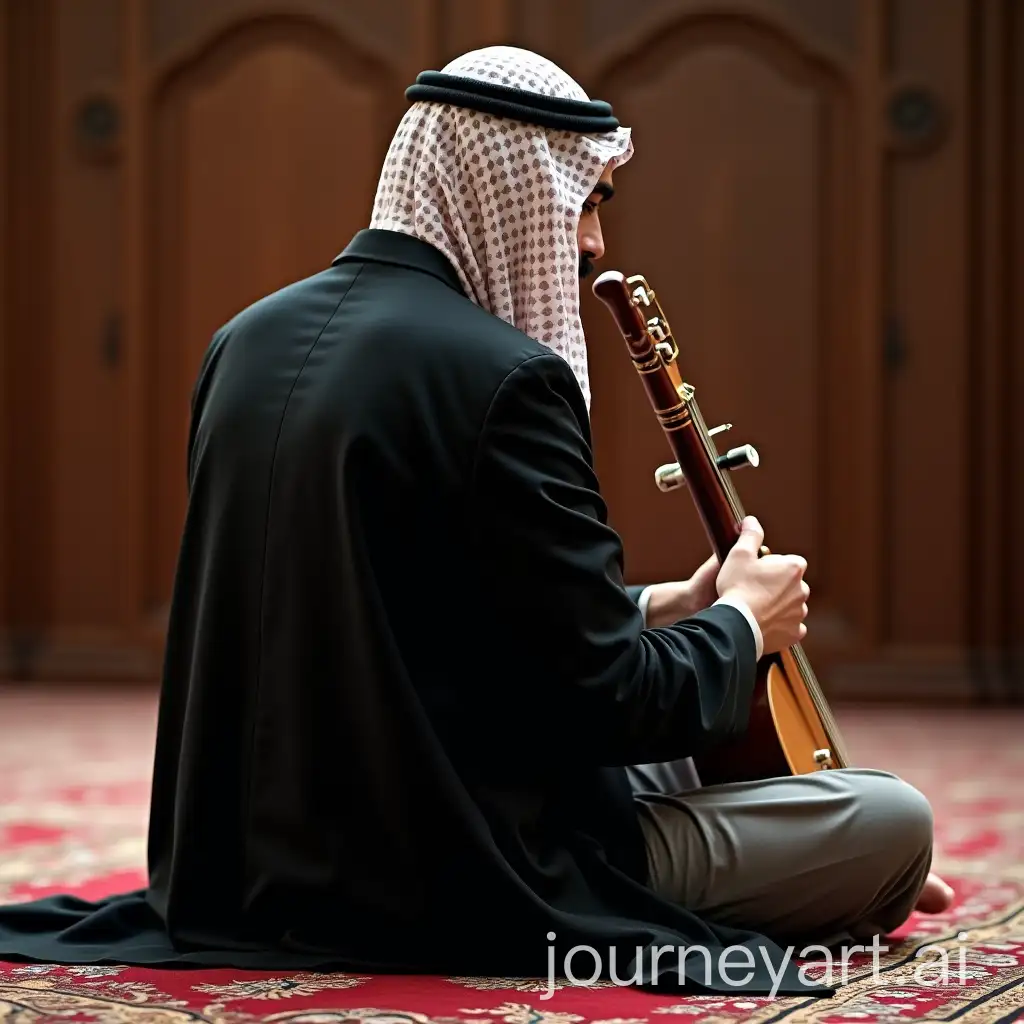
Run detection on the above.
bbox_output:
[1,684,1022,1023]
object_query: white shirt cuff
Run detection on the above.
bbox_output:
[637,585,655,626]
[713,596,764,661]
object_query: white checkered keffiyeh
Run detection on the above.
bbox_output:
[370,46,633,409]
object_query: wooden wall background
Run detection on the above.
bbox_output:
[0,0,1020,700]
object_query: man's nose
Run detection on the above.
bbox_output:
[581,225,605,260]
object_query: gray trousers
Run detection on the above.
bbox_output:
[625,759,934,949]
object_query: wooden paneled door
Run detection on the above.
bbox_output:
[2,0,445,679]
[508,0,1022,699]
[2,0,1020,696]
[140,2,437,644]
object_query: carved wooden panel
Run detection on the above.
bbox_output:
[576,8,870,666]
[550,0,858,82]
[135,1,435,622]
[531,0,1016,693]
[883,0,970,649]
[1,0,439,678]
[964,0,1020,701]
[48,0,124,627]
[3,0,57,666]
[148,0,434,73]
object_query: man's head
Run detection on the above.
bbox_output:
[370,46,631,408]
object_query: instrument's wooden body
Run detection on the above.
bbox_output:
[592,271,850,785]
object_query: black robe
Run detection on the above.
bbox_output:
[0,230,830,998]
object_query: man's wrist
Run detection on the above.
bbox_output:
[640,581,694,629]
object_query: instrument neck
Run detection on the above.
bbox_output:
[686,395,748,562]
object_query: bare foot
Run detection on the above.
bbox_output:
[915,872,955,913]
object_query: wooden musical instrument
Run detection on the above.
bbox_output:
[592,270,850,785]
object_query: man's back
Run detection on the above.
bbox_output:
[146,228,659,966]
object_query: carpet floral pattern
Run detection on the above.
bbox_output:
[1,686,1022,1023]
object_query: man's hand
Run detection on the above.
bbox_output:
[641,553,721,628]
[717,517,809,654]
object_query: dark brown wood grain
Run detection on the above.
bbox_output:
[0,0,1018,699]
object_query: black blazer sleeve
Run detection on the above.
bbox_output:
[470,352,757,766]
[186,327,229,490]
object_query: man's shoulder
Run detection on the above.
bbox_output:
[354,266,576,391]
[199,258,582,418]
[219,266,345,335]
[401,275,546,366]
[422,297,585,412]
